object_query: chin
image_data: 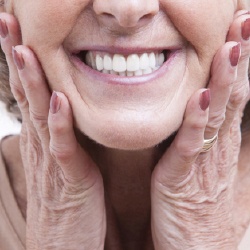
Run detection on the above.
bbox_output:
[75,113,182,150]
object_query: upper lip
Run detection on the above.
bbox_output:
[70,45,182,55]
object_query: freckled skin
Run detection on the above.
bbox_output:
[10,0,238,150]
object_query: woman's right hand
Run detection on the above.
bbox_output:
[0,13,106,250]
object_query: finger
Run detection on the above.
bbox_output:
[226,13,250,121]
[13,46,51,142]
[48,92,100,188]
[0,13,28,114]
[204,42,239,139]
[227,12,250,59]
[153,89,209,190]
[233,10,250,19]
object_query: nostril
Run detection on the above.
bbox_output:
[141,13,153,20]
[93,0,159,28]
[103,13,114,19]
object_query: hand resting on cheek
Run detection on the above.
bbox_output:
[0,7,250,250]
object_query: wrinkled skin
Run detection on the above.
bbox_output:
[2,0,243,149]
[0,0,250,249]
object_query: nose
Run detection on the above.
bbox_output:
[93,0,159,28]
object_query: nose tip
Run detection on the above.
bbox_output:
[93,0,159,28]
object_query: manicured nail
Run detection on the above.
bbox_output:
[242,18,250,40]
[230,43,241,67]
[199,89,211,111]
[12,47,25,70]
[50,91,61,114]
[0,19,8,38]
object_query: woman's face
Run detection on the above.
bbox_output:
[9,0,241,149]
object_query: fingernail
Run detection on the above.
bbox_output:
[12,47,25,70]
[242,18,250,40]
[199,89,211,111]
[0,18,8,38]
[230,43,241,67]
[50,91,61,114]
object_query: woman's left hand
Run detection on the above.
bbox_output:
[151,11,250,250]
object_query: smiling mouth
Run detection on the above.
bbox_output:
[74,50,171,77]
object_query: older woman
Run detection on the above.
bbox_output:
[0,0,250,249]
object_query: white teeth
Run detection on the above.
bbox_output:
[149,52,156,68]
[143,68,152,74]
[96,55,104,71]
[157,53,165,67]
[113,54,127,72]
[86,52,96,69]
[103,54,113,70]
[134,69,143,76]
[139,53,150,70]
[127,54,140,71]
[90,53,96,69]
[84,51,166,76]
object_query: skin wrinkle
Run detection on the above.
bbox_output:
[0,0,250,249]
[11,0,225,148]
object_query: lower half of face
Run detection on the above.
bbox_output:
[35,45,209,150]
[17,0,236,150]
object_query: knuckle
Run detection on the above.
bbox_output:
[30,110,48,131]
[22,77,34,92]
[189,120,206,131]
[207,111,226,131]
[229,80,249,108]
[17,97,29,111]
[49,143,76,166]
[50,120,69,136]
[174,140,200,163]
[9,79,26,102]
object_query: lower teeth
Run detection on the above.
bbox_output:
[100,67,160,76]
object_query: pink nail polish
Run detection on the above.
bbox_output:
[50,91,61,114]
[0,19,8,38]
[230,43,241,67]
[12,47,25,70]
[199,89,211,111]
[242,18,250,40]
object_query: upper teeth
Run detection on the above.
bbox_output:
[85,51,165,76]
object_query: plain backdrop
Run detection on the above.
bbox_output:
[0,101,21,139]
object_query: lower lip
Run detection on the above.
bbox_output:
[70,49,182,85]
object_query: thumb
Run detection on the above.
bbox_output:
[153,89,209,189]
[48,92,100,188]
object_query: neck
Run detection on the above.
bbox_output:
[76,130,174,249]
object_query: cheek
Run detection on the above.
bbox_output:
[15,0,90,50]
[161,0,235,56]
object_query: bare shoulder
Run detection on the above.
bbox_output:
[1,135,27,219]
[1,135,22,165]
